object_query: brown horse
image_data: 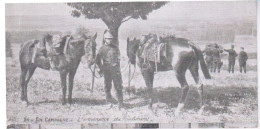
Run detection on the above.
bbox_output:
[19,33,97,105]
[127,35,211,115]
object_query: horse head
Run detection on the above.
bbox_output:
[127,37,140,65]
[83,33,97,66]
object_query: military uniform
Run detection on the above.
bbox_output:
[212,46,223,73]
[239,49,248,73]
[224,48,237,73]
[203,47,213,72]
[96,30,123,107]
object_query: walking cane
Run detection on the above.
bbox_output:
[128,62,131,96]
[91,63,96,93]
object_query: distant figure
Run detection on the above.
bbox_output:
[224,45,238,73]
[203,44,213,72]
[239,47,248,73]
[212,44,223,73]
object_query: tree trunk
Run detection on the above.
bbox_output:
[108,25,120,47]
[101,17,122,47]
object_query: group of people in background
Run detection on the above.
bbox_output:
[203,44,248,74]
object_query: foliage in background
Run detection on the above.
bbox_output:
[74,26,89,36]
[6,32,12,57]
[67,2,168,47]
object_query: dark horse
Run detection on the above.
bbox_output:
[127,35,211,115]
[19,33,97,105]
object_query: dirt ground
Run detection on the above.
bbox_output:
[6,44,257,126]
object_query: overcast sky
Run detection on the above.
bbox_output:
[6,1,256,21]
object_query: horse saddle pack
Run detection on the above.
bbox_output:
[46,35,72,71]
[140,41,173,71]
[50,35,65,55]
[140,42,167,63]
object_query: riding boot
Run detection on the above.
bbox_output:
[148,88,154,108]
[105,91,117,104]
[117,90,124,108]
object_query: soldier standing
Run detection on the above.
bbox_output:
[96,29,124,108]
[212,44,223,73]
[239,47,248,73]
[224,45,238,73]
[203,44,213,72]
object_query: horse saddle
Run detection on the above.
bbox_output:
[46,35,72,71]
[140,42,167,63]
[50,35,65,55]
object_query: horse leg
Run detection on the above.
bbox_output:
[60,70,68,105]
[189,60,205,114]
[141,68,154,108]
[23,67,36,102]
[175,71,189,116]
[68,69,76,104]
[20,67,28,101]
[68,60,80,104]
[175,55,190,116]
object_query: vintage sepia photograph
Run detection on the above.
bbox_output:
[5,1,257,128]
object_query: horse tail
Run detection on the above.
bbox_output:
[191,45,211,79]
[19,40,39,66]
[19,41,29,68]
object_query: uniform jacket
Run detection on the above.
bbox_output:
[239,51,248,64]
[203,48,213,56]
[224,49,238,61]
[212,48,223,61]
[96,44,121,70]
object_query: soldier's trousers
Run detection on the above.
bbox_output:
[103,65,123,104]
[205,57,213,72]
[239,62,247,73]
[213,60,221,73]
[228,60,235,73]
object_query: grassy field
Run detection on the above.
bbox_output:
[6,42,257,126]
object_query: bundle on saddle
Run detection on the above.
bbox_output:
[48,35,73,71]
[139,35,173,71]
[32,34,72,71]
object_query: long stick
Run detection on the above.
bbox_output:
[128,63,131,96]
[154,43,158,73]
[91,64,96,93]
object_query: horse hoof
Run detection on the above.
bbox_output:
[175,103,184,117]
[62,101,66,105]
[174,110,181,117]
[148,104,153,110]
[68,100,73,105]
[118,103,124,110]
[198,106,205,115]
[21,101,28,107]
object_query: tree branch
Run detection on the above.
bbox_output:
[121,16,133,23]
